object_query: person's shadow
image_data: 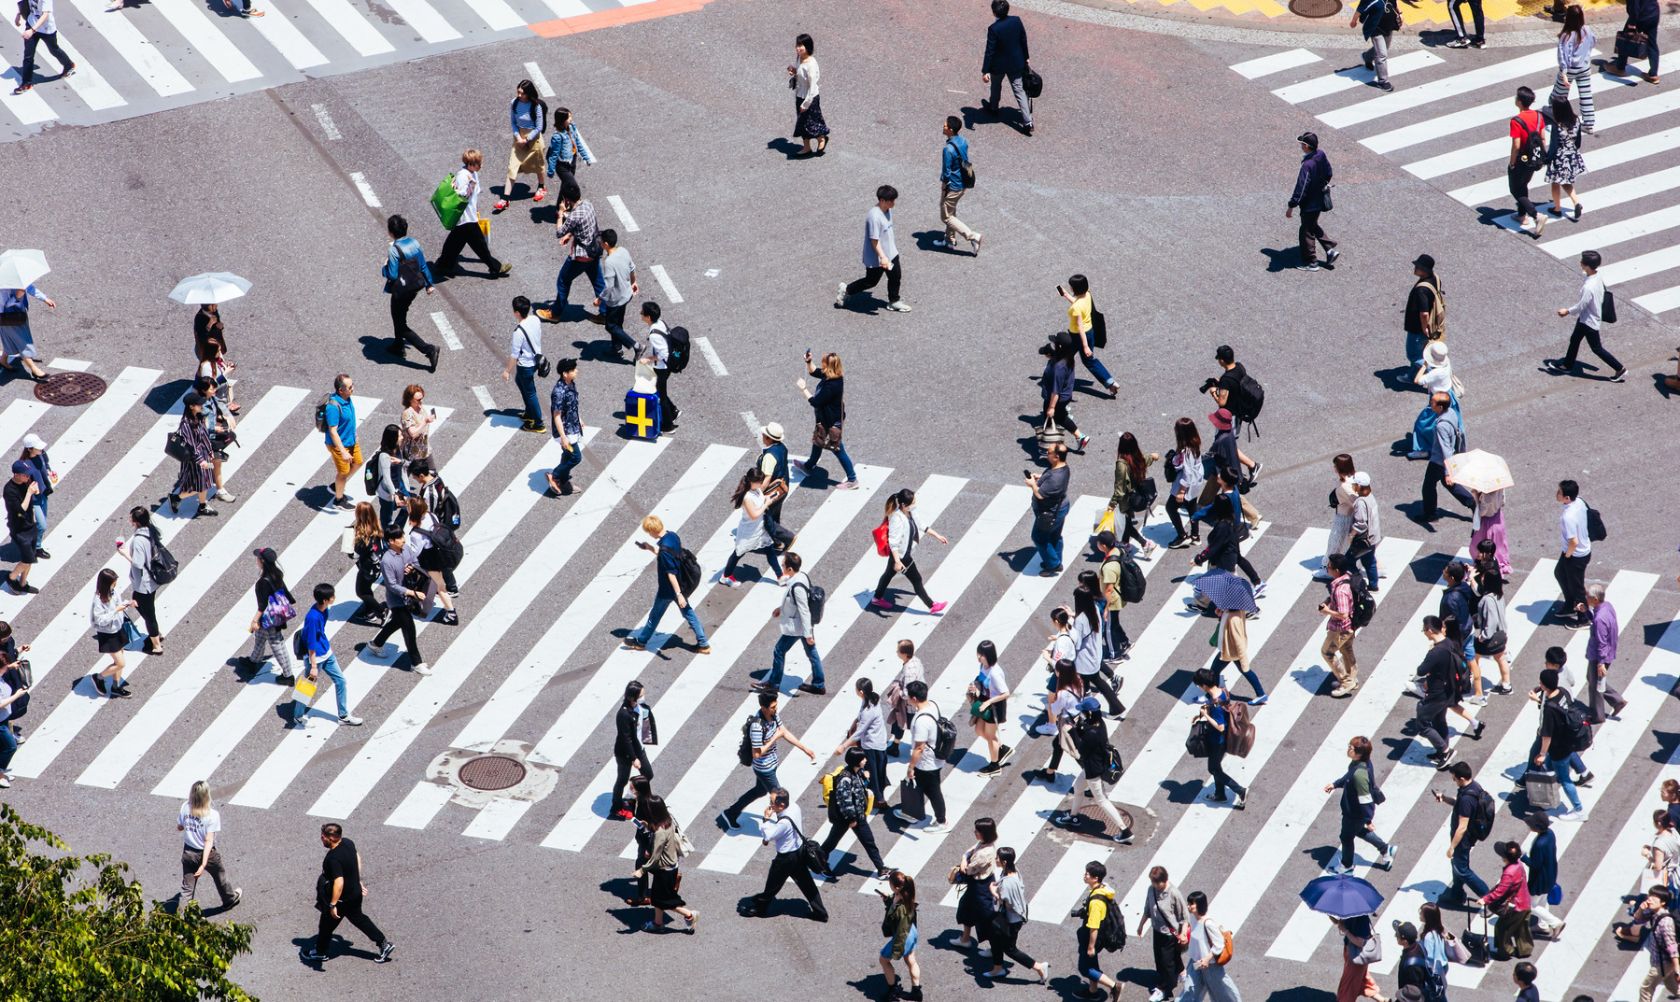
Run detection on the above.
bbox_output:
[1260,247,1303,273]
[1374,364,1418,393]
[767,138,805,160]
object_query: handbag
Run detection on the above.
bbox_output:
[430,175,467,230]
[164,432,193,463]
[897,775,926,819]
[1036,418,1066,452]
[1444,931,1471,964]
[1022,62,1043,99]
[1548,882,1563,906]
[121,617,143,648]
[1615,27,1651,61]
[1185,718,1212,758]
[1351,931,1383,965]
[522,328,551,379]
[1093,509,1116,537]
[1320,183,1334,212]
[294,674,318,699]
[871,519,891,557]
[787,817,826,874]
[478,218,492,239]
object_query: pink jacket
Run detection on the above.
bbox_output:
[1484,862,1532,913]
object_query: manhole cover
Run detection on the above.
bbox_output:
[1289,0,1343,17]
[33,371,108,407]
[1065,804,1136,839]
[458,754,527,791]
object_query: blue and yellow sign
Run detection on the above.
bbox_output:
[625,390,661,442]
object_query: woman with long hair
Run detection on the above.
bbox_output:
[1469,562,1512,702]
[374,424,406,531]
[1418,901,1453,975]
[193,304,238,414]
[611,680,653,820]
[719,469,784,587]
[986,847,1050,982]
[969,640,1013,774]
[1165,417,1205,549]
[835,677,891,811]
[1108,432,1159,556]
[876,870,921,999]
[241,547,296,685]
[793,351,858,489]
[168,395,218,518]
[870,488,949,614]
[1023,658,1082,785]
[786,33,829,157]
[951,817,1000,949]
[495,79,549,213]
[177,780,241,909]
[405,496,458,626]
[1546,97,1587,220]
[1551,5,1596,134]
[625,775,656,905]
[116,506,164,655]
[1072,585,1124,717]
[89,567,135,697]
[1320,454,1358,578]
[350,501,387,625]
[636,795,698,932]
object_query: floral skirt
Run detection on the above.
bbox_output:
[794,95,829,139]
[1546,146,1586,186]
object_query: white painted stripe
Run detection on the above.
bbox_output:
[1600,244,1680,286]
[295,0,394,55]
[0,65,56,124]
[460,0,523,28]
[168,415,517,806]
[740,410,760,437]
[606,194,639,233]
[1608,951,1650,1002]
[310,102,341,140]
[431,312,463,350]
[85,406,431,792]
[1362,95,1513,154]
[349,171,382,208]
[6,25,124,111]
[1544,202,1680,258]
[1209,548,1469,935]
[70,0,193,96]
[538,466,890,852]
[703,479,1013,875]
[523,61,554,97]
[383,0,459,43]
[1451,125,1680,205]
[245,0,329,69]
[8,388,311,778]
[1273,50,1442,104]
[462,796,529,840]
[48,357,91,371]
[471,384,496,411]
[34,366,158,478]
[386,781,452,829]
[536,0,590,15]
[649,264,683,304]
[1635,283,1680,314]
[1318,48,1560,129]
[0,399,51,459]
[695,336,727,376]
[306,436,660,819]
[152,0,262,82]
[1230,48,1321,80]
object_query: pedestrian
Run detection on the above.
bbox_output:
[623,515,709,654]
[301,823,395,965]
[1552,7,1597,133]
[348,503,386,625]
[1470,562,1513,700]
[1026,445,1072,572]
[884,640,925,755]
[3,462,38,594]
[1320,554,1362,697]
[989,847,1051,983]
[1553,479,1593,629]
[502,296,546,433]
[234,547,296,684]
[1623,887,1680,1002]
[1094,535,1137,664]
[639,303,679,434]
[1524,813,1565,938]
[174,780,241,911]
[10,0,73,96]
[1508,87,1548,237]
[1318,455,1358,579]
[190,374,238,504]
[1059,275,1117,397]
[1191,666,1247,810]
[1331,912,1380,1002]
[1663,779,1680,828]
[380,216,440,372]
[1165,418,1207,550]
[1324,735,1396,874]
[409,462,460,598]
[1139,866,1189,1002]
[1446,0,1484,47]
[1107,433,1160,557]
[1471,487,1511,577]
[1057,700,1133,843]
[836,186,911,313]
[1546,99,1587,220]
[754,423,792,527]
[1400,255,1444,370]
[1197,412,1261,540]
[755,552,825,696]
[815,747,888,881]
[935,117,983,254]
[1352,0,1395,91]
[543,107,595,195]
[192,305,238,415]
[1413,616,1462,770]
[0,663,27,787]
[1202,566,1267,705]
[1439,561,1483,704]
[892,680,950,833]
[608,680,652,821]
[168,394,218,518]
[1606,0,1660,83]
[1418,392,1473,524]
[398,385,437,468]
[1584,582,1628,725]
[746,786,827,920]
[88,568,135,697]
[116,507,163,654]
[1288,131,1338,272]
[793,350,859,490]
[1408,340,1460,459]
[432,150,511,278]
[632,795,697,933]
[1645,811,1680,889]
[544,358,583,497]
[366,530,428,676]
[1514,960,1540,1002]
[1534,668,1591,822]
[871,487,950,612]
[876,871,920,998]
[322,373,361,512]
[980,0,1032,134]
[784,32,829,157]
[1394,922,1445,1001]
[835,679,891,814]
[1418,902,1454,978]
[1074,861,1124,1002]
[494,79,548,214]
[293,582,359,727]
[1073,584,1126,715]
[369,424,406,531]
[1483,841,1534,960]
[588,229,638,358]
[719,469,787,588]
[951,818,1000,949]
[1345,472,1382,591]
[402,496,458,626]
[1547,251,1625,381]
[1022,659,1082,786]
[1434,760,1493,905]
[721,691,815,830]
[0,282,51,381]
[537,189,604,322]
[969,640,1014,774]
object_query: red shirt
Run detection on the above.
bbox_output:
[1510,109,1542,140]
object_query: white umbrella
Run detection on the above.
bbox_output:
[1444,449,1515,493]
[0,249,49,290]
[168,272,252,305]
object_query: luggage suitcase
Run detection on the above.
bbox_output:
[1523,768,1561,812]
[1462,909,1491,966]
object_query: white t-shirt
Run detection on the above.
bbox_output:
[26,0,55,34]
[453,168,481,225]
[978,663,1009,700]
[179,805,221,850]
[1049,630,1076,665]
[1038,686,1078,735]
[1187,916,1228,965]
[1417,365,1453,395]
[910,705,939,772]
[863,206,898,268]
[512,315,542,367]
[1560,498,1591,556]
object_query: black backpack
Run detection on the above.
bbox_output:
[794,580,827,625]
[393,245,426,293]
[1091,895,1128,953]
[433,482,462,530]
[419,525,464,571]
[1465,784,1497,842]
[1344,576,1376,630]
[1562,696,1596,748]
[1233,371,1265,425]
[363,455,381,497]
[737,715,759,767]
[665,542,701,597]
[147,528,179,586]
[1514,113,1545,166]
[1118,554,1146,604]
[1401,956,1447,1002]
[1585,504,1608,542]
[916,703,958,760]
[665,326,692,374]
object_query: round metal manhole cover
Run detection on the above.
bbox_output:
[33,371,108,407]
[1066,804,1136,839]
[1289,0,1343,17]
[458,754,527,791]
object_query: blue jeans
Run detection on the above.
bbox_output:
[1549,754,1584,813]
[767,633,824,689]
[32,499,46,548]
[514,365,542,426]
[551,440,582,484]
[554,256,604,311]
[1451,841,1490,899]
[630,592,708,648]
[1030,504,1067,571]
[292,653,349,720]
[1079,351,1115,389]
[1406,330,1426,369]
[0,721,15,771]
[1213,657,1266,699]
[722,766,779,822]
[803,442,858,483]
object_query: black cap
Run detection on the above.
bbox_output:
[1297,131,1319,150]
[1413,253,1435,270]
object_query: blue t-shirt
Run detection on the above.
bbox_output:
[324,394,357,448]
[301,605,331,658]
[1204,692,1230,747]
[655,531,683,598]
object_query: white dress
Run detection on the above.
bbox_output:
[732,489,772,554]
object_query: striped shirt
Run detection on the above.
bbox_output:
[749,713,781,772]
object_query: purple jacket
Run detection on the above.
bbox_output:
[1587,600,1618,665]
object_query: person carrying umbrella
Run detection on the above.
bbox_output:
[1446,448,1514,575]
[1300,872,1386,1002]
[0,250,54,382]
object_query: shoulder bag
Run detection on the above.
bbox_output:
[522,328,551,378]
[787,816,827,874]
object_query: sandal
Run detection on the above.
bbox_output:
[492,199,509,213]
[534,187,546,203]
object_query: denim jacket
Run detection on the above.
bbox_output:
[545,124,596,177]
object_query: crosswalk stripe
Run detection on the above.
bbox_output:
[1272,51,1442,105]
[1451,124,1680,206]
[224,416,528,808]
[6,23,124,110]
[1363,95,1514,155]
[82,405,435,792]
[0,65,56,124]
[1317,48,1558,130]
[534,0,591,15]
[463,0,524,30]
[383,0,460,44]
[1543,202,1680,258]
[538,465,892,851]
[1609,950,1651,1002]
[37,367,160,476]
[703,481,1024,875]
[1278,569,1658,966]
[1599,242,1680,286]
[10,388,316,779]
[1634,282,1680,314]
[306,436,662,820]
[152,0,263,82]
[1230,48,1321,80]
[0,398,51,459]
[1208,548,1467,934]
[69,0,194,96]
[244,0,330,69]
[295,0,395,56]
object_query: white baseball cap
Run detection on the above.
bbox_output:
[1351,472,1371,487]
[21,434,45,451]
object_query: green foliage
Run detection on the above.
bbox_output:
[0,803,255,1001]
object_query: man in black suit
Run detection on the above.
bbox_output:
[981,0,1033,135]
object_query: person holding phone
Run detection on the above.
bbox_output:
[793,350,858,490]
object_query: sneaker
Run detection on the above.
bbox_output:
[333,496,355,511]
[970,234,983,256]
[796,683,826,696]
[1566,617,1592,631]
[1547,920,1567,939]
[338,715,364,726]
[886,301,913,313]
[834,282,849,307]
[1076,433,1091,452]
[497,263,513,276]
[373,941,396,964]
[1375,81,1394,92]
[439,611,459,626]
[1491,683,1513,695]
[1325,861,1353,875]
[411,662,431,676]
[1329,685,1355,698]
[1533,215,1547,237]
[1167,534,1192,549]
[1556,809,1589,822]
[1249,461,1264,483]
[229,888,242,907]
[696,645,713,654]
[1433,748,1457,770]
[622,639,646,651]
[750,683,778,695]
[976,946,992,957]
[1113,830,1134,845]
[928,601,948,615]
[1247,694,1269,707]
[92,675,108,696]
[1577,771,1595,787]
[979,761,1002,776]
[718,811,742,831]
[212,492,235,505]
[426,345,440,374]
[931,238,950,249]
[1446,36,1471,47]
[1611,368,1627,383]
[836,480,859,490]
[1467,694,1488,706]
[1150,991,1167,1002]
[997,744,1015,766]
[1471,38,1485,47]
[874,869,894,881]
[195,506,220,518]
[300,947,326,962]
[869,598,895,610]
[366,643,392,659]
[1298,261,1322,272]
[1233,794,1246,811]
[1253,579,1268,599]
[923,821,949,834]
[9,84,29,95]
[1378,845,1397,870]
[719,575,741,589]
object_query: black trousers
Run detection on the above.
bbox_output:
[845,256,902,302]
[20,30,71,86]
[1508,164,1539,220]
[1554,552,1590,619]
[1415,697,1451,754]
[435,221,502,274]
[1421,461,1474,520]
[1447,0,1484,40]
[911,767,947,823]
[134,590,161,639]
[1080,670,1125,717]
[388,291,436,356]
[1151,929,1185,993]
[993,917,1039,969]
[315,901,386,954]
[1298,210,1335,263]
[611,751,651,814]
[1207,744,1245,798]
[1044,400,1079,438]
[817,816,886,873]
[754,850,826,916]
[371,606,422,665]
[1166,496,1198,539]
[654,368,678,430]
[1340,810,1392,868]
[1561,320,1622,372]
[875,556,934,606]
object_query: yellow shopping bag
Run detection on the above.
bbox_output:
[1092,508,1116,537]
[478,218,491,238]
[294,674,318,700]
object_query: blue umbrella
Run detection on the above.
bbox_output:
[1194,568,1258,616]
[1300,874,1385,919]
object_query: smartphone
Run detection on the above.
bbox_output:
[1055,284,1065,297]
[430,407,437,418]
[1022,469,1033,479]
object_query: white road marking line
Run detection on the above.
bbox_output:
[385,782,453,829]
[606,194,639,233]
[1600,244,1680,286]
[295,0,394,55]
[244,0,329,69]
[1450,124,1680,206]
[740,410,760,437]
[472,384,496,410]
[69,0,193,96]
[152,0,263,82]
[1272,50,1441,104]
[523,61,554,97]
[431,312,463,350]
[1318,48,1559,129]
[48,357,91,371]
[0,399,51,459]
[460,0,522,29]
[6,24,123,110]
[1544,202,1680,258]
[1230,48,1321,79]
[383,0,459,43]
[695,336,727,376]
[535,0,589,14]
[1635,283,1680,315]
[349,171,381,208]
[649,264,683,303]
[704,269,719,278]
[310,102,341,140]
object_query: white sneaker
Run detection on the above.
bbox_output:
[338,714,364,726]
[834,282,848,307]
[1377,845,1396,870]
[1556,809,1588,822]
[1150,991,1167,1002]
[976,945,991,957]
[412,662,432,676]
[931,237,950,248]
[923,821,949,834]
[367,643,391,659]
[1253,579,1268,599]
[1325,861,1352,875]
[886,301,913,313]
[0,772,10,788]
[216,491,237,504]
[1467,694,1489,705]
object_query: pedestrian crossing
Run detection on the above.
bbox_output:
[1232,42,1680,320]
[3,369,1679,994]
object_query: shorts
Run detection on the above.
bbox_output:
[328,442,364,480]
[881,925,919,959]
[9,530,36,564]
